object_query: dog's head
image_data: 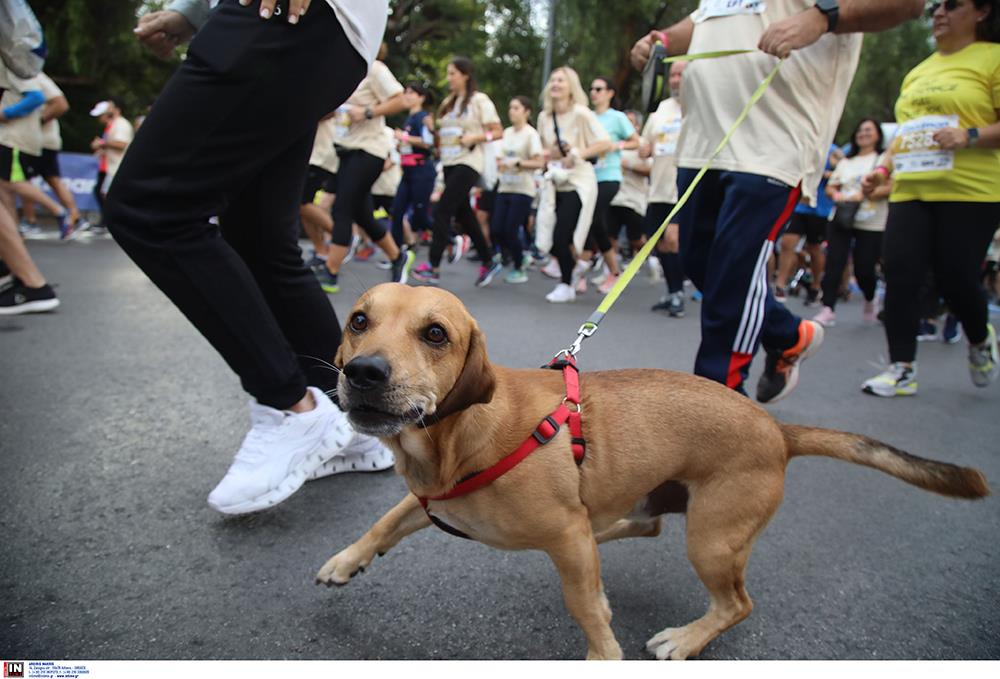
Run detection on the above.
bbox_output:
[335,283,496,436]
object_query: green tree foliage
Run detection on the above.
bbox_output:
[30,0,176,152]
[836,19,933,143]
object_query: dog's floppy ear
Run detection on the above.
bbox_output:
[431,323,496,421]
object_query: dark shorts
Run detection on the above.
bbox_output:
[300,165,337,204]
[785,212,827,245]
[477,186,497,214]
[0,144,13,182]
[20,148,61,179]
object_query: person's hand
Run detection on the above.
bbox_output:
[861,171,885,198]
[394,128,409,142]
[347,105,367,123]
[638,139,652,159]
[90,137,104,152]
[933,127,970,150]
[630,30,664,71]
[758,8,826,58]
[133,10,196,59]
[244,0,312,24]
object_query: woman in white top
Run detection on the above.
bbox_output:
[605,110,651,295]
[411,57,503,287]
[485,96,546,286]
[536,66,613,303]
[813,118,891,328]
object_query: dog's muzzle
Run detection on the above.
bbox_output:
[340,355,425,435]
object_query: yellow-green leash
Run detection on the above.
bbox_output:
[557,53,784,359]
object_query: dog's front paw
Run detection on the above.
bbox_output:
[315,545,372,587]
[645,625,704,660]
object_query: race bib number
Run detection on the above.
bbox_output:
[334,106,351,139]
[694,0,766,22]
[500,173,521,188]
[439,126,463,160]
[654,120,682,157]
[893,115,957,174]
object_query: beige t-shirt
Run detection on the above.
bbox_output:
[828,151,888,232]
[436,91,501,174]
[36,73,64,151]
[642,97,683,205]
[334,60,403,158]
[372,127,402,196]
[677,0,862,204]
[497,125,543,198]
[0,74,43,156]
[104,116,134,176]
[611,149,650,215]
[537,104,610,192]
[309,118,340,174]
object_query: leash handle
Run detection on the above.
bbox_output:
[560,57,785,360]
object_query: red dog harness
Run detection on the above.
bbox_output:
[417,356,586,540]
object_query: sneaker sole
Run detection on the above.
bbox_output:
[761,322,825,404]
[862,382,917,397]
[208,420,353,515]
[0,298,60,315]
[307,447,395,480]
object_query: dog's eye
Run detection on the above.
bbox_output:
[350,312,368,333]
[424,324,448,345]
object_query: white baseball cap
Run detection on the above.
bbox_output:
[89,101,112,117]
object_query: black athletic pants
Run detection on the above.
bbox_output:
[429,164,490,268]
[882,200,1000,363]
[491,193,532,271]
[105,0,366,409]
[820,225,882,311]
[585,180,619,254]
[332,149,389,248]
[553,191,583,285]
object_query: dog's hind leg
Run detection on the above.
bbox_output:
[546,514,624,660]
[594,516,662,544]
[316,493,431,586]
[645,473,783,659]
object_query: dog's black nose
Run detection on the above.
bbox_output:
[344,355,392,391]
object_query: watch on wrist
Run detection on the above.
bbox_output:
[364,107,374,120]
[967,128,980,148]
[814,0,839,33]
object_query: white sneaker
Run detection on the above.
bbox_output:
[968,323,1000,388]
[207,387,353,514]
[541,258,561,279]
[590,259,608,285]
[307,433,395,479]
[862,362,917,397]
[647,256,663,282]
[546,282,576,303]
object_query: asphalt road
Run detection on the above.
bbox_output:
[2,234,998,660]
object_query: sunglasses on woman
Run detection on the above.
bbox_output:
[927,0,959,16]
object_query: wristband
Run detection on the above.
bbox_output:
[485,131,494,142]
[654,31,669,52]
[874,165,890,178]
[617,141,625,151]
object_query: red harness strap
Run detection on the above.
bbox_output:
[417,357,585,536]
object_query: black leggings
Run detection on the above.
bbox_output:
[820,224,883,311]
[429,164,491,268]
[553,191,583,284]
[331,149,388,247]
[586,180,619,254]
[608,204,645,244]
[645,201,684,295]
[882,200,1000,363]
[491,193,532,271]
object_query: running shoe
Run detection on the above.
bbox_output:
[597,273,619,295]
[314,267,339,294]
[18,220,43,237]
[354,244,376,262]
[505,269,528,284]
[411,262,440,285]
[541,258,561,279]
[943,314,962,344]
[545,282,576,303]
[691,289,703,302]
[590,259,608,285]
[207,387,353,514]
[916,319,940,342]
[773,286,788,303]
[812,306,836,328]
[862,362,918,397]
[476,257,503,287]
[668,293,685,318]
[0,260,11,290]
[571,259,590,294]
[58,213,74,240]
[448,234,470,264]
[0,282,60,315]
[304,254,327,269]
[374,258,393,270]
[756,320,824,404]
[390,248,416,285]
[803,287,820,308]
[343,233,361,264]
[968,324,999,388]
[307,432,395,480]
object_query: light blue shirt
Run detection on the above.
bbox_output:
[594,109,633,184]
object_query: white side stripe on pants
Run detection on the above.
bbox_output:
[733,240,774,355]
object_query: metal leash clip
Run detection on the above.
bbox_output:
[554,320,598,361]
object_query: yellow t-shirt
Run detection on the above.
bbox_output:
[891,42,1000,203]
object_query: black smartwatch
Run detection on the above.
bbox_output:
[967,128,980,148]
[814,0,839,33]
[364,107,374,120]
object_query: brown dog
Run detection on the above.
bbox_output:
[316,283,989,660]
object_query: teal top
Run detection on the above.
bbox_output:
[594,108,633,183]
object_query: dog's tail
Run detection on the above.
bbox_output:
[781,423,990,500]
